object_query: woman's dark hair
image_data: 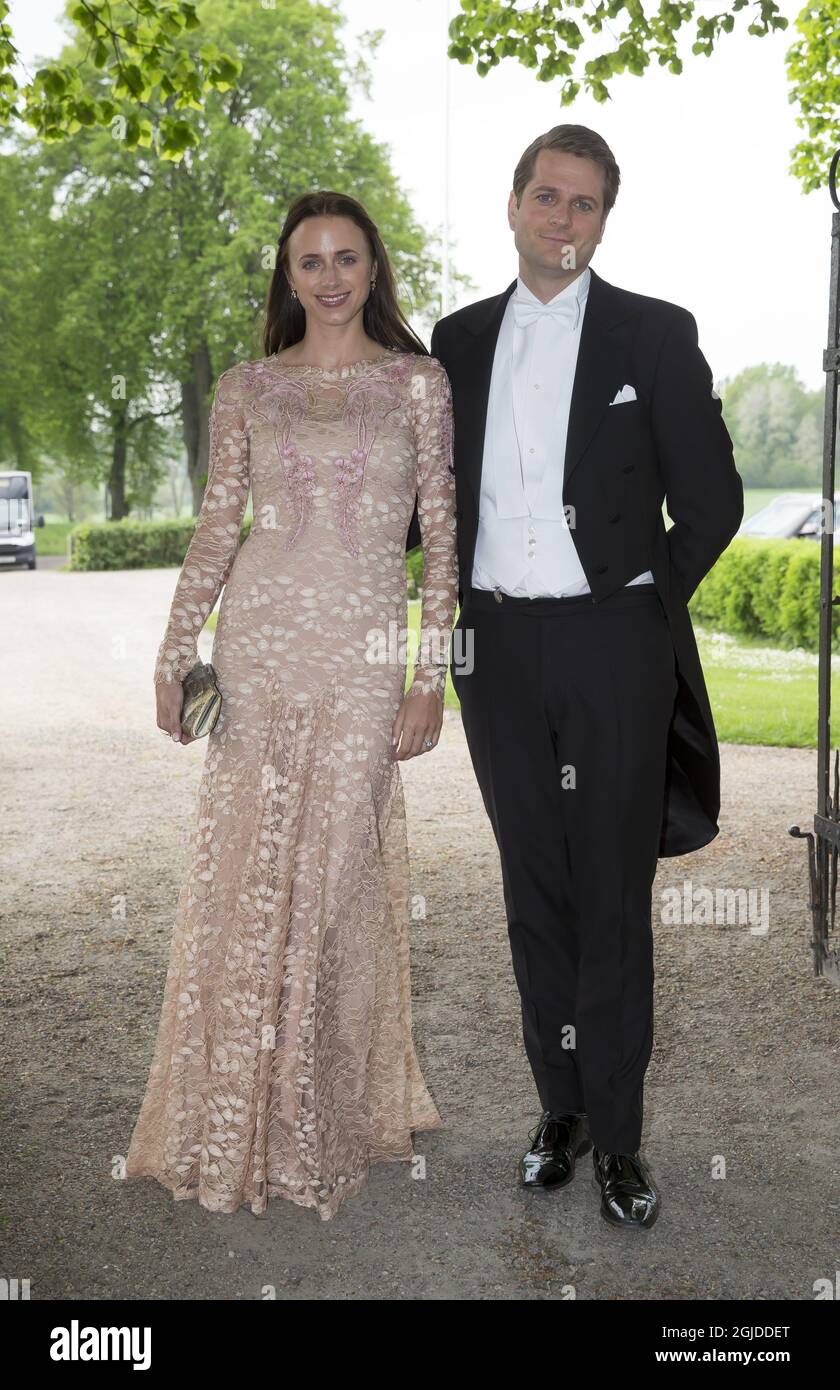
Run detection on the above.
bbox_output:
[263,191,428,358]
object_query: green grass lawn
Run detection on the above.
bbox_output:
[34,522,76,556]
[693,625,838,747]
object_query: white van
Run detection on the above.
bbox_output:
[0,471,44,570]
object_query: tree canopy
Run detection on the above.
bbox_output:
[446,0,839,193]
[0,0,241,159]
[2,2,838,189]
[719,363,823,487]
[0,0,460,522]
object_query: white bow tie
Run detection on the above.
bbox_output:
[513,295,580,331]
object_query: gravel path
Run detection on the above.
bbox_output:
[1,566,838,1301]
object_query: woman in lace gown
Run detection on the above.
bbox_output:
[124,192,458,1221]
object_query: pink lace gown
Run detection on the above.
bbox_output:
[125,348,458,1220]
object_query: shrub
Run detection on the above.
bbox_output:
[689,537,830,651]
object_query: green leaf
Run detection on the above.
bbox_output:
[72,100,97,126]
[42,68,68,98]
[70,3,98,35]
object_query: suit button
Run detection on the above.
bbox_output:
[595,563,608,574]
[609,513,621,524]
[455,509,462,519]
[623,464,635,474]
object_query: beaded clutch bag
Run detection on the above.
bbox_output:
[180,660,222,738]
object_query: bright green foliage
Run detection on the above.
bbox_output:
[0,0,241,159]
[445,2,840,191]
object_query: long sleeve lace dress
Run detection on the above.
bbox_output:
[124,348,458,1220]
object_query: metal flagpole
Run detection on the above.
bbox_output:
[441,0,451,318]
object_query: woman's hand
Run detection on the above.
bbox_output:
[391,686,443,761]
[155,679,197,746]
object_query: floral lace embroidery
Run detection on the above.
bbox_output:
[252,375,316,549]
[252,359,417,558]
[332,448,366,556]
[331,369,409,557]
[152,354,457,704]
[135,352,457,1222]
[153,367,250,686]
[281,441,317,547]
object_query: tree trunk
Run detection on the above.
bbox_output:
[181,342,214,514]
[109,405,128,520]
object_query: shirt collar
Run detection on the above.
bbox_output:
[514,265,591,312]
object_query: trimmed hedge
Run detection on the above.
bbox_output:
[70,515,425,599]
[69,517,254,572]
[689,536,830,652]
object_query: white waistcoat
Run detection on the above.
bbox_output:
[472,267,654,597]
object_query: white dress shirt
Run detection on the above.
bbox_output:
[472,266,654,596]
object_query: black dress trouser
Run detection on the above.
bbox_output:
[451,581,680,1154]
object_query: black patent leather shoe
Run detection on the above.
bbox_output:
[591,1147,660,1229]
[518,1111,591,1189]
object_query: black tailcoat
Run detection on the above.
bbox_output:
[406,266,743,856]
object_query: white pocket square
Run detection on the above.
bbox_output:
[609,384,637,405]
